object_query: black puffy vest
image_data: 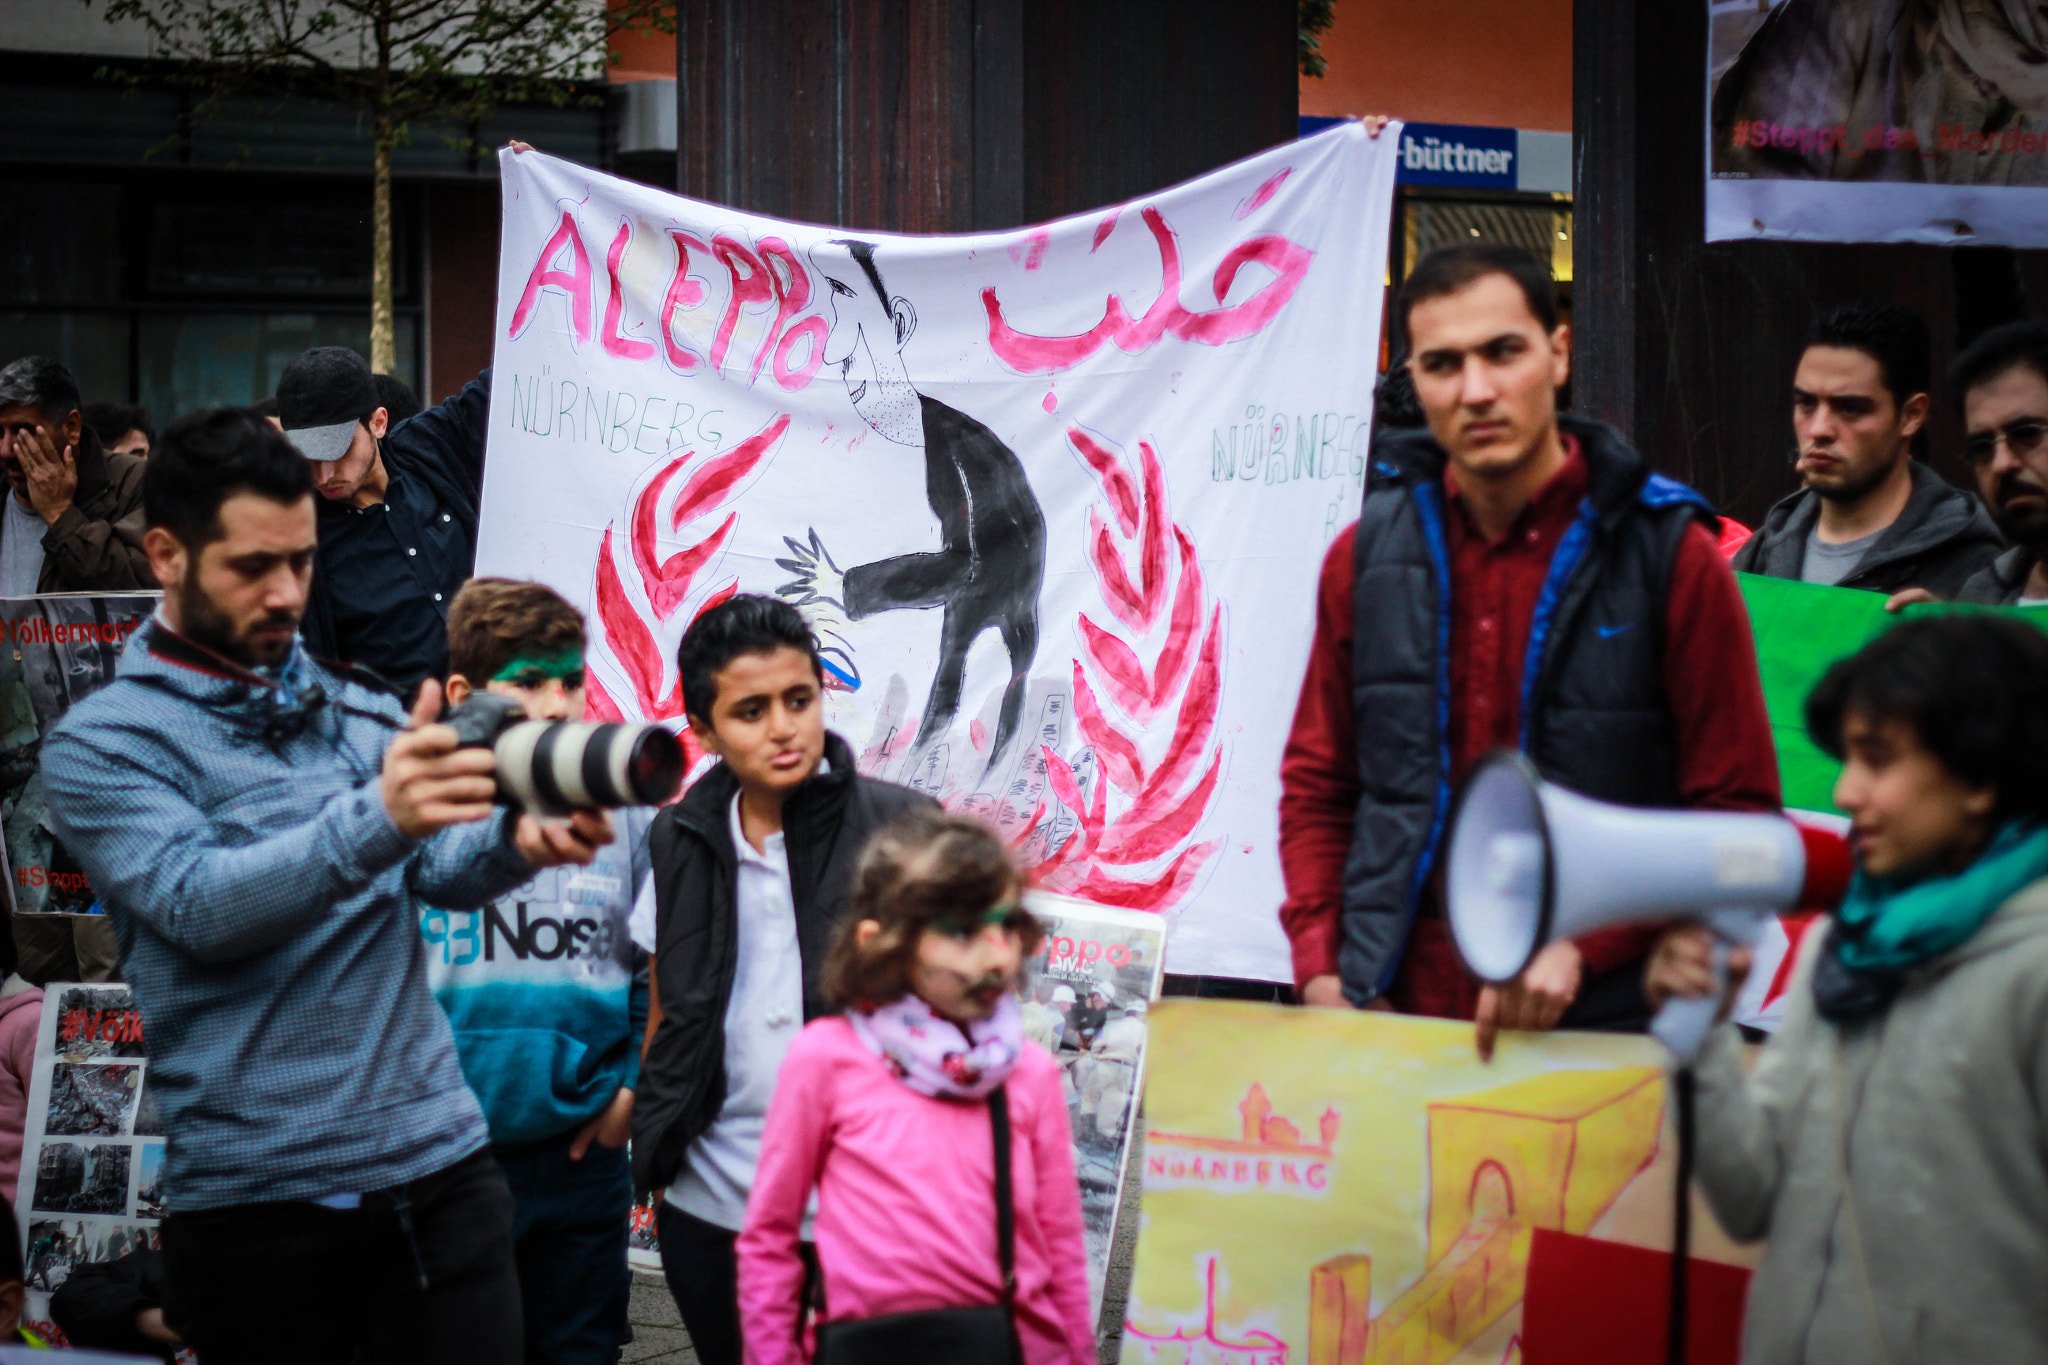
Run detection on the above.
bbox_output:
[629,733,934,1197]
[1339,416,1715,1003]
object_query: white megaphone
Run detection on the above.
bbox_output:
[1444,751,1852,1062]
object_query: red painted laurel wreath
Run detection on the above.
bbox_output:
[1026,426,1224,913]
[586,415,790,777]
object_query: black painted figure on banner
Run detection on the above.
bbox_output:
[778,239,1047,771]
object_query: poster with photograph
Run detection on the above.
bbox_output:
[1707,0,2048,245]
[13,985,165,1345]
[1021,891,1167,1319]
[627,1193,661,1274]
[0,594,158,918]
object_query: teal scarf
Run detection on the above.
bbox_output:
[1832,821,2048,974]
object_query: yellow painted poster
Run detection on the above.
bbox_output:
[1121,1001,1754,1365]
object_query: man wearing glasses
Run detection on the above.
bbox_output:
[1954,321,2048,607]
[1733,301,2002,597]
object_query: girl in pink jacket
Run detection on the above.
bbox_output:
[737,809,1095,1365]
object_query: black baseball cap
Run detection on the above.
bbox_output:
[276,347,379,462]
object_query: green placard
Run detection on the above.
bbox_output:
[1738,573,2048,814]
[1737,574,1894,814]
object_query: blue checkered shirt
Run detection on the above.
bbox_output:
[40,618,534,1211]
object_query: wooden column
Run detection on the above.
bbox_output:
[677,0,1295,236]
[1571,0,2048,527]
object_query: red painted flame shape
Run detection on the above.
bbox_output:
[587,415,790,790]
[1022,426,1225,913]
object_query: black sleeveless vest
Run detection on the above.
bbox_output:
[1339,416,1715,1002]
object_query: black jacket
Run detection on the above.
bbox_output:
[16,426,152,593]
[1731,460,2004,597]
[50,1248,176,1361]
[302,370,490,684]
[629,732,934,1196]
[1958,545,2035,605]
[1342,417,1715,1007]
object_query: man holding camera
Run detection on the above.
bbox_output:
[38,407,610,1365]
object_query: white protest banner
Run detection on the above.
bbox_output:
[478,126,1400,980]
[1708,0,2048,246]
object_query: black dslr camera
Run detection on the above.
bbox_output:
[442,692,684,815]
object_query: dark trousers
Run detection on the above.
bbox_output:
[657,1202,742,1365]
[159,1148,522,1365]
[13,913,119,984]
[497,1131,632,1365]
[1561,956,1657,1033]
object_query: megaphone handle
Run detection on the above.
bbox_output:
[1650,940,1727,1063]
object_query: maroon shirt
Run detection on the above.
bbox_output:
[1277,440,1782,1017]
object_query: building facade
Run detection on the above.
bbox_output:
[0,6,613,413]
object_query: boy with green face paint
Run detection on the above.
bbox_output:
[427,577,652,1365]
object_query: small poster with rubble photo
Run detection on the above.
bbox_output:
[0,593,159,918]
[13,984,165,1346]
[1017,891,1166,1322]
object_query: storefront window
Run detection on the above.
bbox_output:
[137,313,420,418]
[0,312,128,409]
[148,194,411,299]
[1402,195,1574,285]
[0,173,421,414]
[0,182,123,307]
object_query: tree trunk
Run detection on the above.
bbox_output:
[370,128,396,375]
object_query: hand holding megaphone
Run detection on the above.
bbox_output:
[1444,752,1852,1063]
[1643,925,1754,1014]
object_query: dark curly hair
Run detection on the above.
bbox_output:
[1951,318,2048,409]
[1806,613,2048,826]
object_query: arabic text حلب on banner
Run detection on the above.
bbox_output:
[1121,1001,1759,1365]
[475,125,1403,980]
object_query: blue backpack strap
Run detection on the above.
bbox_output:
[1637,471,1718,520]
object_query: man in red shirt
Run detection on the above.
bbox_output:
[1279,244,1779,1058]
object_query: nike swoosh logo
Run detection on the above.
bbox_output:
[1597,622,1635,639]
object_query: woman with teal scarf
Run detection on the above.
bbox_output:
[1659,614,2048,1365]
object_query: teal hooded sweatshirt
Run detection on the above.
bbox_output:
[422,807,652,1144]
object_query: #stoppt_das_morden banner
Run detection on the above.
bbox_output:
[477,126,1401,982]
[1708,0,2048,246]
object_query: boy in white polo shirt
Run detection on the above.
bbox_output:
[628,595,930,1365]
